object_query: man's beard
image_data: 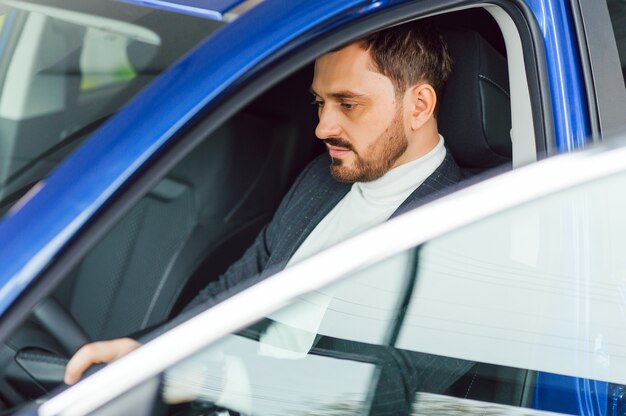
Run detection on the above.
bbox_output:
[326,109,408,183]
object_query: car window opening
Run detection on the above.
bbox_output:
[0,5,538,414]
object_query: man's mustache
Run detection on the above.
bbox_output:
[322,138,355,152]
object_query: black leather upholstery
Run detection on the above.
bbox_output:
[439,28,512,171]
[52,66,321,340]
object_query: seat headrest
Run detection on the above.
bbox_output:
[438,29,512,171]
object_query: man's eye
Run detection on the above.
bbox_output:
[311,100,324,108]
[341,103,357,111]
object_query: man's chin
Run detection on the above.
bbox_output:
[330,161,389,183]
[330,164,368,183]
[330,162,356,183]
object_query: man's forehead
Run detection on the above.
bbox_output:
[312,44,389,96]
[314,43,373,72]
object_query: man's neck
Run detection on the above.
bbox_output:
[356,135,446,204]
[392,128,441,169]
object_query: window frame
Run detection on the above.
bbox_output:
[570,0,626,142]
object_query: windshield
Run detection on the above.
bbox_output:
[0,0,223,215]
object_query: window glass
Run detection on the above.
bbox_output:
[0,0,222,215]
[150,166,626,415]
[607,0,626,86]
[79,26,148,91]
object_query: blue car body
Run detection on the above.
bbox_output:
[0,0,618,414]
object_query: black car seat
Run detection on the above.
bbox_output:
[50,66,320,342]
[0,65,322,409]
[438,26,512,172]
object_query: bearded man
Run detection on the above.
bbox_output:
[64,20,463,385]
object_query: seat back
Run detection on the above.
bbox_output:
[54,67,321,340]
[438,27,512,172]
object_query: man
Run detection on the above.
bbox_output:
[64,20,463,385]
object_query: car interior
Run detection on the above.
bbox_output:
[0,4,542,413]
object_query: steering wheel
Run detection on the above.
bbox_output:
[31,298,91,356]
[0,298,91,408]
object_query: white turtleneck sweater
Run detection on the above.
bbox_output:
[258,136,447,359]
[286,135,446,268]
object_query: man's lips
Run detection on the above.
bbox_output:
[326,144,352,158]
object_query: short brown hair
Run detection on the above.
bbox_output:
[357,20,452,101]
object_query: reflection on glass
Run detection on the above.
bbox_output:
[163,334,374,414]
[159,170,626,415]
[160,251,474,415]
[0,0,222,215]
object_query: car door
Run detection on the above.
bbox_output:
[29,137,626,416]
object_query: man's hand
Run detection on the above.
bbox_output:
[64,338,141,385]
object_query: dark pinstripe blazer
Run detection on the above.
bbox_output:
[184,151,463,311]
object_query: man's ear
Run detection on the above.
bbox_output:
[407,83,437,131]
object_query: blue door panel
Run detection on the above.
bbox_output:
[534,373,609,415]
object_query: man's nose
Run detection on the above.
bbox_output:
[315,107,342,139]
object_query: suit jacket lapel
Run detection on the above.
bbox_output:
[391,152,463,219]
[263,159,351,273]
[280,181,350,263]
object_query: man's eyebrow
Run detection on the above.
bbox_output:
[309,87,367,100]
[330,91,367,100]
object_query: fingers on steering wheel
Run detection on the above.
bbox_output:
[64,338,140,385]
[64,341,110,385]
